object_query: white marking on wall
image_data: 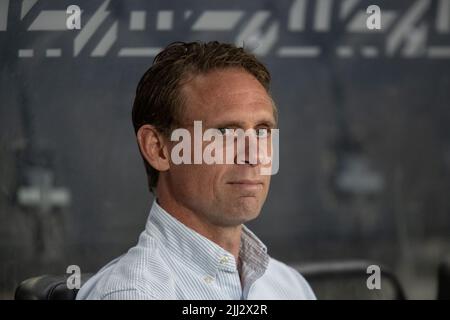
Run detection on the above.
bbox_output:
[236,11,278,56]
[46,48,61,57]
[118,47,161,57]
[28,10,67,30]
[340,0,360,19]
[379,11,397,31]
[314,0,333,32]
[0,0,9,31]
[130,11,146,31]
[428,46,450,57]
[91,21,117,57]
[157,10,173,30]
[21,0,38,20]
[278,46,321,57]
[387,0,431,56]
[436,0,450,32]
[361,46,379,58]
[403,23,428,57]
[74,0,110,56]
[192,10,243,31]
[17,186,70,209]
[288,0,307,31]
[347,11,370,32]
[257,22,279,56]
[336,46,354,57]
[18,49,33,58]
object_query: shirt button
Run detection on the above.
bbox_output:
[219,256,229,264]
[204,276,214,284]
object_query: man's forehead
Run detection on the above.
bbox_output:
[192,89,272,109]
[182,68,267,98]
[179,70,275,125]
[182,95,276,127]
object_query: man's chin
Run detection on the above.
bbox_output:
[235,196,263,211]
[224,207,262,226]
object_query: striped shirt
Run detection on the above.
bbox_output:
[76,200,316,300]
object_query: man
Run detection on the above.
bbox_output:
[77,41,315,300]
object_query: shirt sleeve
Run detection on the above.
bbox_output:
[291,268,317,300]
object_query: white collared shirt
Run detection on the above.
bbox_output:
[76,200,316,300]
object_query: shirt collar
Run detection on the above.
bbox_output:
[145,199,269,278]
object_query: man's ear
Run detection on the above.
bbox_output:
[137,125,170,172]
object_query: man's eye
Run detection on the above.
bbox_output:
[256,128,270,138]
[217,128,234,136]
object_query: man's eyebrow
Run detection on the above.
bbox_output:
[209,119,277,128]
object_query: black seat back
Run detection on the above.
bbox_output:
[15,274,93,300]
[438,256,450,300]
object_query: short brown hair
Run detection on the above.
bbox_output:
[132,41,273,193]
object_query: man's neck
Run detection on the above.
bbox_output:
[156,196,242,262]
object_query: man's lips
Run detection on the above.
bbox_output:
[227,180,263,191]
[228,179,263,185]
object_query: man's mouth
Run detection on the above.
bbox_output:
[227,180,263,191]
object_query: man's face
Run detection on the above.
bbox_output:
[164,68,276,227]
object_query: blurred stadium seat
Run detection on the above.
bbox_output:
[437,256,450,300]
[297,260,406,300]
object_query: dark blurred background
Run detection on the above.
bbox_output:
[1,0,450,299]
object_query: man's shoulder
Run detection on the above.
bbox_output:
[77,233,175,299]
[256,257,316,299]
[266,257,306,283]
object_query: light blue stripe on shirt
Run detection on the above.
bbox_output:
[76,199,316,300]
